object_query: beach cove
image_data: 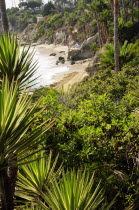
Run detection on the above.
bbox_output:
[32,44,89,91]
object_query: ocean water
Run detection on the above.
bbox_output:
[30,47,69,89]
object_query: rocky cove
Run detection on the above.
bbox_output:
[30,43,90,91]
[26,31,101,90]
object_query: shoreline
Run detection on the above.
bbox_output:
[35,44,90,91]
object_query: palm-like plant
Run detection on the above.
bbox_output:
[0,34,37,89]
[16,151,62,202]
[0,79,54,210]
[38,170,104,210]
[99,40,139,70]
[99,44,115,69]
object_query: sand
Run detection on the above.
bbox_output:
[35,44,90,91]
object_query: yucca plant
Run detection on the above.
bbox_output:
[0,78,54,210]
[38,170,104,210]
[15,202,42,210]
[16,151,62,202]
[0,33,37,88]
[99,44,115,69]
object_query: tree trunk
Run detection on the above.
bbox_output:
[130,0,134,21]
[0,0,9,32]
[121,0,126,20]
[114,0,120,73]
[94,0,103,48]
[110,0,114,13]
[0,165,17,210]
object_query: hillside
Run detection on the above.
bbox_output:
[7,0,139,73]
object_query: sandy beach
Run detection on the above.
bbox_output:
[35,44,90,91]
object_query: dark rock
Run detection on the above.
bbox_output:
[71,60,75,65]
[56,61,59,65]
[58,56,65,64]
[68,49,81,61]
[50,53,56,56]
[59,56,65,61]
[61,59,65,64]
[60,51,65,54]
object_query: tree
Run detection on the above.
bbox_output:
[27,1,42,10]
[6,7,19,16]
[88,1,103,47]
[42,1,55,16]
[27,0,42,3]
[18,2,28,8]
[114,0,120,72]
[0,0,9,32]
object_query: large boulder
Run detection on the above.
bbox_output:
[68,33,99,61]
[80,33,99,50]
[67,49,81,60]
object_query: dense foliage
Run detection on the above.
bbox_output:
[32,65,139,209]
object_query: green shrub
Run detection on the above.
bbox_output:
[90,42,99,53]
[47,14,64,29]
[118,19,138,43]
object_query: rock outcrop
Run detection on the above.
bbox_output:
[80,33,99,50]
[86,47,105,75]
[54,29,68,45]
[68,33,99,61]
[54,27,78,45]
[68,49,81,60]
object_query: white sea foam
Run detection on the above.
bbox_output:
[31,48,69,89]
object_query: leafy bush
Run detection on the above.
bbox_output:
[47,14,64,29]
[90,42,99,53]
[119,19,139,43]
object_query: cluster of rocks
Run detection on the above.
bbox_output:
[49,52,66,65]
[56,57,65,65]
[49,52,76,65]
[48,33,100,68]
